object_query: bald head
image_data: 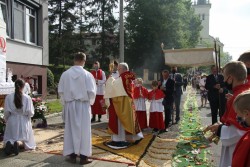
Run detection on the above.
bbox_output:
[118,62,129,75]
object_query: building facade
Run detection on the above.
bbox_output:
[192,0,224,50]
[0,0,48,97]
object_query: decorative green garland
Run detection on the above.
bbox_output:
[172,90,213,167]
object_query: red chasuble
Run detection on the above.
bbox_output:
[108,71,141,135]
[119,71,135,98]
[232,130,250,167]
[221,84,250,131]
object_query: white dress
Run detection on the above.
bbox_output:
[3,93,36,150]
[58,66,96,156]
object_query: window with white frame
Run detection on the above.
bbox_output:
[0,0,9,35]
[14,1,25,40]
[26,7,36,43]
[13,0,37,44]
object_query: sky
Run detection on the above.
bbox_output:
[209,0,250,60]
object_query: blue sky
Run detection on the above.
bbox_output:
[209,0,250,60]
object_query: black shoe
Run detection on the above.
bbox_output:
[4,141,12,156]
[98,119,101,122]
[67,153,76,164]
[134,138,143,145]
[117,141,130,147]
[106,141,117,146]
[13,141,19,155]
[106,141,130,149]
[91,118,96,122]
[80,154,93,165]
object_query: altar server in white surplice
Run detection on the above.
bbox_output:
[58,52,96,165]
[4,79,36,156]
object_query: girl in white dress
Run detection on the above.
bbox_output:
[4,79,36,156]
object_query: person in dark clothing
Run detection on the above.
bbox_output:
[170,66,183,123]
[205,65,226,124]
[158,70,175,131]
[183,75,188,91]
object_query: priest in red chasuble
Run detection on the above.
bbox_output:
[104,62,143,149]
[90,61,106,122]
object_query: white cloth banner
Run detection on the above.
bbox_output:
[164,48,215,67]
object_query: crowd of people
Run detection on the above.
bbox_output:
[57,53,184,164]
[2,50,250,166]
[204,51,250,167]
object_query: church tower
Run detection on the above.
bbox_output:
[193,0,211,46]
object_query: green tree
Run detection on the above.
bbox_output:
[85,0,119,70]
[125,0,201,73]
[220,52,232,67]
[48,0,79,67]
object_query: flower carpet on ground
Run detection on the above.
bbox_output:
[172,89,214,167]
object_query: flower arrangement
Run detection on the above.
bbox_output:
[32,97,47,128]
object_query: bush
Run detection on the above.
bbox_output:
[49,89,57,95]
[47,68,55,88]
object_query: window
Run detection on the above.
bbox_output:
[13,0,37,43]
[26,7,36,43]
[0,0,9,35]
[14,1,25,40]
[202,14,205,20]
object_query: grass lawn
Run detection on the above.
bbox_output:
[46,100,63,114]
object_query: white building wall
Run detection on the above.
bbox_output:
[7,39,43,65]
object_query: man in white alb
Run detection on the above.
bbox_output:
[58,52,96,165]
